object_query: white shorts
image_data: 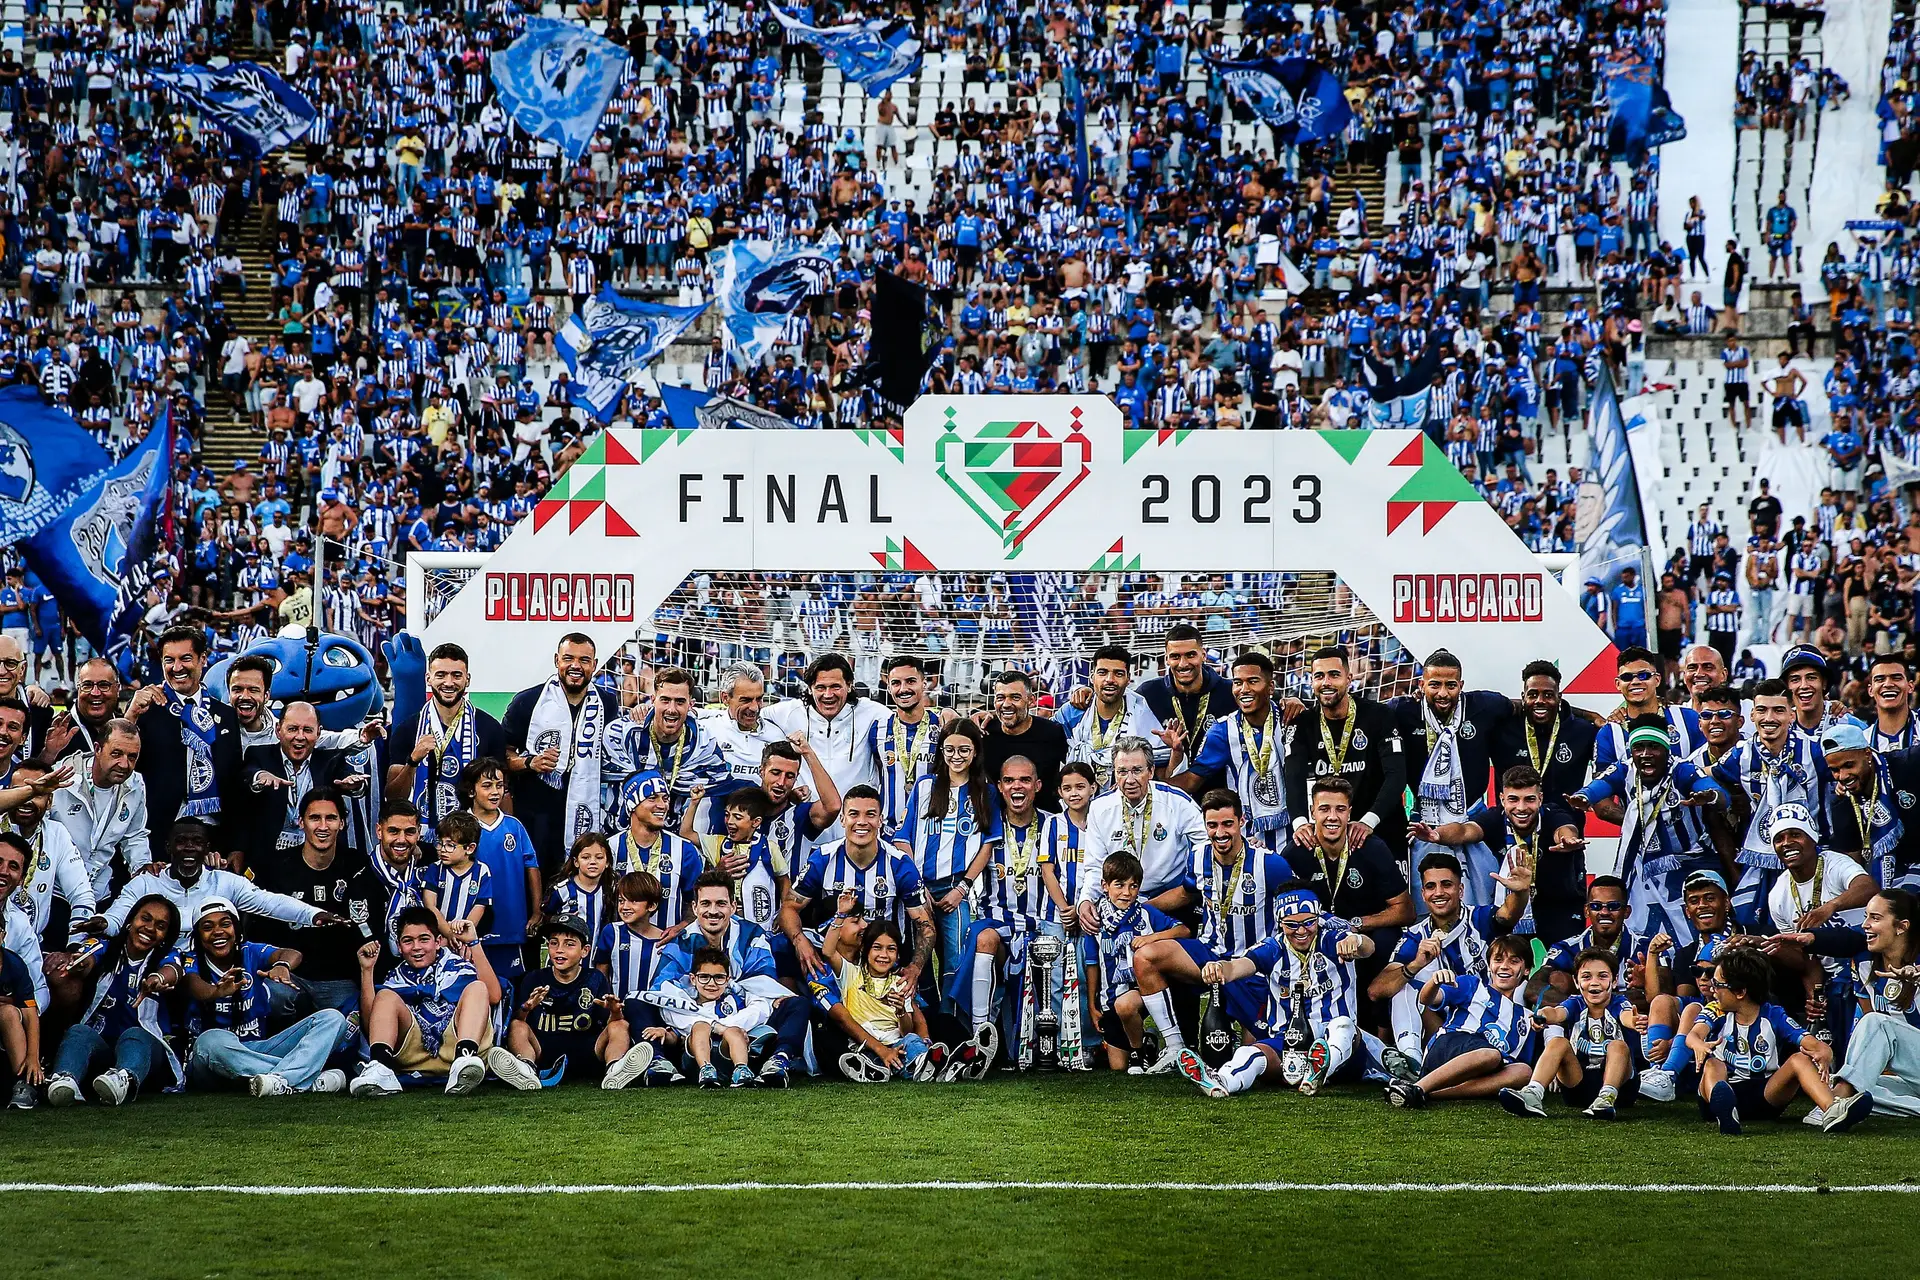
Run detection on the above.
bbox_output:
[662,997,772,1038]
[1786,592,1814,618]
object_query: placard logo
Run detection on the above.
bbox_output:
[1392,574,1544,623]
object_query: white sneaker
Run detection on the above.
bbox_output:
[90,1068,134,1106]
[1802,1105,1828,1127]
[44,1073,81,1107]
[1144,1046,1185,1075]
[1638,1067,1677,1102]
[309,1069,349,1094]
[965,1023,998,1080]
[445,1051,487,1095]
[349,1061,403,1098]
[249,1073,294,1098]
[601,1042,656,1091]
[839,1050,890,1083]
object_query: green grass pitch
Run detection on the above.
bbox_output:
[3,1072,1916,1278]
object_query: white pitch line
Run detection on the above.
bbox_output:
[0,1180,1915,1196]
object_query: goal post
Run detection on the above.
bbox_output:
[420,396,1618,707]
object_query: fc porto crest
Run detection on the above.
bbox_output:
[935,404,1092,559]
[0,420,35,504]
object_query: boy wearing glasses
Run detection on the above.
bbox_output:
[1704,680,1830,923]
[1691,945,1836,1133]
[1178,883,1379,1097]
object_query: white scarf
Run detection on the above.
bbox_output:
[528,677,605,851]
[1417,699,1470,822]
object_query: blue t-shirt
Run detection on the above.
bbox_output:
[475,814,537,944]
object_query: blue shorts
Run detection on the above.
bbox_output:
[1175,939,1272,1034]
[1422,1029,1500,1074]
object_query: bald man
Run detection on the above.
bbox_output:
[1680,644,1751,723]
[237,701,369,877]
[0,634,53,761]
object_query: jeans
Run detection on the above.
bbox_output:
[1838,1012,1920,1117]
[927,877,973,1015]
[1747,588,1775,644]
[55,1023,167,1089]
[889,1033,932,1078]
[190,1010,352,1090]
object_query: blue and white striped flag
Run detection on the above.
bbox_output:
[557,286,708,423]
[491,18,629,165]
[771,8,922,92]
[708,240,835,369]
[150,62,317,157]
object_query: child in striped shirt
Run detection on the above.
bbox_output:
[1385,932,1537,1108]
[423,811,494,944]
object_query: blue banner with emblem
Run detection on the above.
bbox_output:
[0,384,118,546]
[150,62,317,157]
[770,7,922,92]
[1205,56,1353,143]
[490,17,630,165]
[556,286,709,423]
[1576,361,1656,595]
[708,240,836,370]
[1605,60,1686,164]
[18,401,173,662]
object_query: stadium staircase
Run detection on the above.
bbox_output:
[1730,2,1825,256]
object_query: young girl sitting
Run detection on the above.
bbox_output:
[825,918,944,1083]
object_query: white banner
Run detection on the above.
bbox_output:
[425,397,1617,702]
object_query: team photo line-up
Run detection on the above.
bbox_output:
[5,618,1920,1134]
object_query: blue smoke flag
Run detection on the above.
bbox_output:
[659,384,804,431]
[1207,56,1353,143]
[1605,60,1685,164]
[18,402,173,663]
[1360,338,1444,429]
[709,240,836,369]
[150,63,316,157]
[1576,361,1656,596]
[0,384,117,546]
[771,8,922,92]
[491,18,630,165]
[556,286,708,423]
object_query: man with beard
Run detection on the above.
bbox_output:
[1594,647,1702,774]
[237,702,369,878]
[130,625,244,853]
[1494,660,1598,819]
[79,818,339,941]
[502,633,624,875]
[976,670,1069,810]
[365,801,431,954]
[1389,650,1515,905]
[1283,646,1407,858]
[1169,651,1292,851]
[253,787,391,1014]
[1822,722,1920,890]
[36,658,123,764]
[382,643,505,851]
[1569,715,1731,944]
[864,656,953,841]
[1135,626,1237,762]
[1705,681,1830,923]
[46,719,148,902]
[1066,645,1166,795]
[1849,654,1920,752]
[608,666,725,829]
[1408,765,1585,944]
[226,655,379,754]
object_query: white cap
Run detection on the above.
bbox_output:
[195,897,240,925]
[1769,803,1818,843]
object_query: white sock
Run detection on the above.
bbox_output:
[1222,1046,1266,1095]
[1142,989,1185,1050]
[1391,985,1424,1055]
[971,955,996,1033]
[1521,1079,1546,1099]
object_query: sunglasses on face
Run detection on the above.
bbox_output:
[1697,709,1737,722]
[1618,671,1658,683]
[1586,900,1626,913]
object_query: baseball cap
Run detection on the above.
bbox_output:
[1821,722,1871,755]
[542,913,592,944]
[195,897,241,925]
[1682,869,1729,895]
[1781,644,1828,679]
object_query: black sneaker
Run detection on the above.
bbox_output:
[1385,1080,1427,1109]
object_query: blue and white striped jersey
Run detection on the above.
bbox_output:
[424,860,492,927]
[1245,920,1360,1035]
[1707,1003,1807,1080]
[793,841,928,931]
[610,829,704,929]
[867,712,940,838]
[595,921,667,999]
[1195,847,1292,955]
[1389,904,1504,980]
[898,776,1001,882]
[1035,813,1087,926]
[1434,973,1537,1063]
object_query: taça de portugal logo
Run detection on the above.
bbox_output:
[935,405,1092,559]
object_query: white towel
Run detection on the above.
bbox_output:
[527,677,605,851]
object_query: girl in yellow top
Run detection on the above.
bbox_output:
[827,919,941,1083]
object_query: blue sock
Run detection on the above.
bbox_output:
[1662,1040,1694,1073]
[1648,1023,1673,1049]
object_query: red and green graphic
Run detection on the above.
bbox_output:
[934,406,1093,559]
[533,431,641,537]
[871,537,936,571]
[1316,430,1479,534]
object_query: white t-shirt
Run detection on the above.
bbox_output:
[222,335,251,375]
[1765,851,1871,932]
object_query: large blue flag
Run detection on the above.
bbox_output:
[0,385,117,546]
[771,8,922,92]
[1361,339,1444,429]
[708,240,836,369]
[556,286,708,422]
[1605,60,1685,164]
[491,18,630,165]
[150,62,317,157]
[1577,362,1656,595]
[659,384,805,431]
[18,404,173,662]
[1206,56,1353,144]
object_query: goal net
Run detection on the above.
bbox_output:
[624,568,1421,707]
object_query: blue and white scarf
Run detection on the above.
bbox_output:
[166,685,222,817]
[410,699,477,844]
[1732,738,1817,871]
[528,678,606,851]
[1849,757,1906,887]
